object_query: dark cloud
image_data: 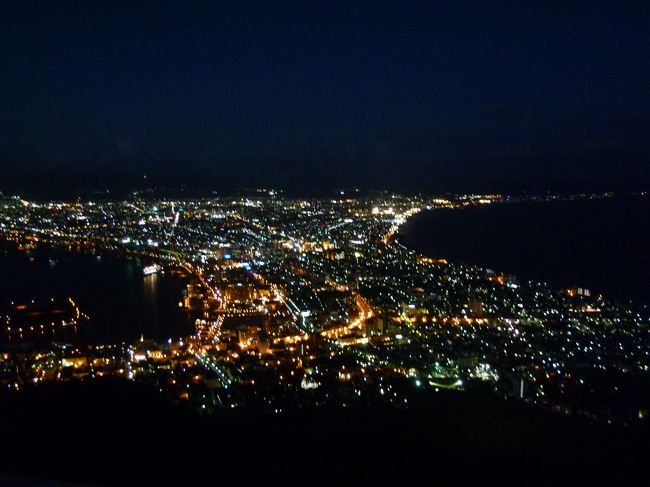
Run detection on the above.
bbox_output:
[115,136,138,156]
[485,103,520,117]
[602,113,650,128]
[374,142,394,161]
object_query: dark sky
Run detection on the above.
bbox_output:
[1,1,649,194]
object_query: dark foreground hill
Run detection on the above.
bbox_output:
[0,378,647,484]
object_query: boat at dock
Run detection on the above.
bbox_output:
[143,264,161,276]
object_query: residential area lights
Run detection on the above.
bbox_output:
[0,190,648,423]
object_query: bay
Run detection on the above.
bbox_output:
[0,244,193,343]
[399,195,650,305]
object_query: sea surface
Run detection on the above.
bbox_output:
[399,195,650,306]
[0,245,193,343]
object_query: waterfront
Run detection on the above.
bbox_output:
[1,191,649,425]
[0,245,193,343]
[399,195,650,305]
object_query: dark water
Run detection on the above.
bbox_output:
[399,195,650,305]
[0,246,193,343]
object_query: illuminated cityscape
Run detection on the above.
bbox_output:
[2,190,648,425]
[2,1,650,482]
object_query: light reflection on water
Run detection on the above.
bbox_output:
[0,245,194,343]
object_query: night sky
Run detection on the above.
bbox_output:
[1,1,649,194]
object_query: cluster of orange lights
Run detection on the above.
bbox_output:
[417,256,448,265]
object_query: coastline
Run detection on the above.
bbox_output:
[395,196,650,306]
[0,242,194,343]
